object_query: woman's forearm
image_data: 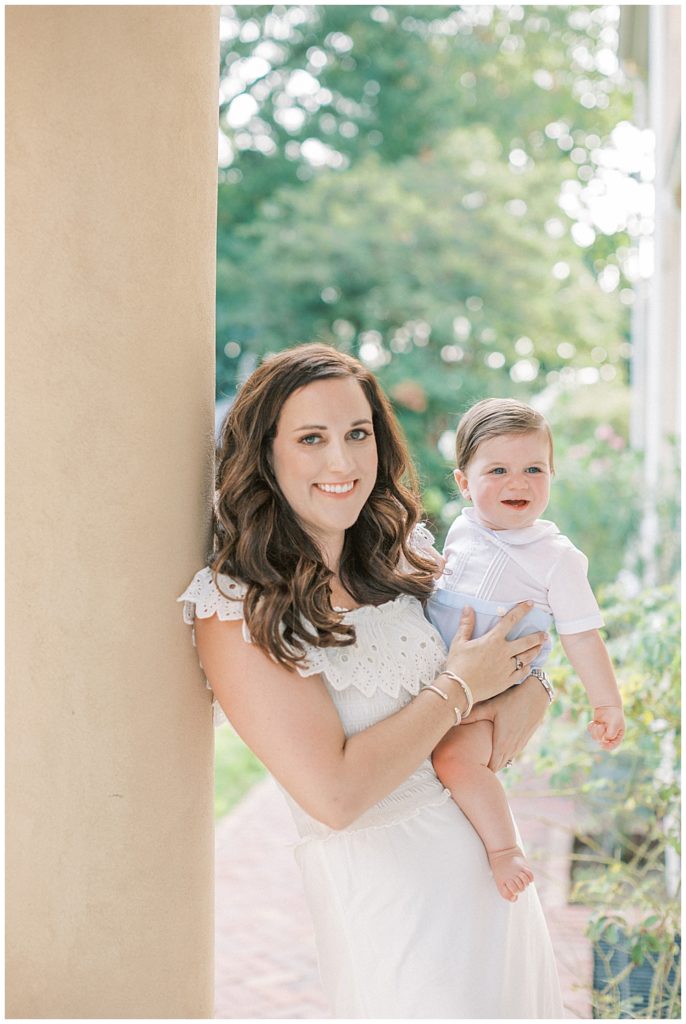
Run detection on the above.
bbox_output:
[331,687,465,827]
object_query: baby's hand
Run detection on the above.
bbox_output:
[587,705,625,751]
[425,546,446,581]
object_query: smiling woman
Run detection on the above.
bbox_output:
[178,343,564,1018]
[208,344,438,666]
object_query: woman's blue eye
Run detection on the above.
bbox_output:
[299,434,322,445]
[349,428,371,441]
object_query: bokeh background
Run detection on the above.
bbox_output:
[213,4,673,584]
[212,6,680,1018]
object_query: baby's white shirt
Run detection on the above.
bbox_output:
[440,507,603,635]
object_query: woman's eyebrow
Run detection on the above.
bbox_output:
[291,418,373,432]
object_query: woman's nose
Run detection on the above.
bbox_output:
[326,439,355,474]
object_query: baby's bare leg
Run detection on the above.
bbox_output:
[432,721,534,902]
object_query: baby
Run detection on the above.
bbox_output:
[427,398,625,902]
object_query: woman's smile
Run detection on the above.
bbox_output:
[315,480,357,495]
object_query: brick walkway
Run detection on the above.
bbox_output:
[215,772,593,1019]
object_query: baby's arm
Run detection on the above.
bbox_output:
[560,630,625,750]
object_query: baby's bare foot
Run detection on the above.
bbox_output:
[487,845,534,902]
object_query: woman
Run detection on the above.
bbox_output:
[179,344,563,1018]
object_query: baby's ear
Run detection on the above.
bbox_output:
[453,467,470,499]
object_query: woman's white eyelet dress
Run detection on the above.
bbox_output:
[179,567,564,1020]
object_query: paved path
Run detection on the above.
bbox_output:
[215,772,593,1019]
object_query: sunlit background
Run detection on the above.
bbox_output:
[212,4,673,586]
[212,8,680,1018]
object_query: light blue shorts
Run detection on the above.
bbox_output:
[426,589,553,684]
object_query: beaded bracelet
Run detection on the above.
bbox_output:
[438,669,474,719]
[422,684,463,727]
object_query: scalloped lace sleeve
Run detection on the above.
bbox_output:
[177,567,330,725]
[409,521,436,554]
[178,566,247,628]
[177,567,251,726]
[397,521,438,574]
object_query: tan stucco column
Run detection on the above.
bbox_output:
[6,6,218,1017]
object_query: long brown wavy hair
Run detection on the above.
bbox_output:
[210,343,437,667]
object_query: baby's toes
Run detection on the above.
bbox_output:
[498,879,518,902]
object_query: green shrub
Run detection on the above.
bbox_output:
[532,582,680,1018]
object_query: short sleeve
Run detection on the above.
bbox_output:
[177,567,250,726]
[547,547,604,634]
[178,566,248,629]
[177,567,330,725]
[409,521,436,553]
[398,522,438,574]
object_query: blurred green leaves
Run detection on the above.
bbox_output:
[215,5,641,578]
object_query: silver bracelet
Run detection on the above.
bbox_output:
[422,684,463,727]
[528,667,555,703]
[438,669,474,719]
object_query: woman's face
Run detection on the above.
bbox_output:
[271,376,379,564]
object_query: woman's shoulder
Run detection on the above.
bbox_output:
[177,567,250,728]
[177,566,248,626]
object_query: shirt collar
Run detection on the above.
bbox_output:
[461,505,559,546]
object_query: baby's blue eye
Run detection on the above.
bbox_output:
[525,466,542,474]
[490,467,506,475]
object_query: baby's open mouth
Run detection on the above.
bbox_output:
[501,499,529,508]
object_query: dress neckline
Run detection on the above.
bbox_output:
[334,593,411,617]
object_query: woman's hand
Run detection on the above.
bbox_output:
[443,603,546,705]
[470,675,550,771]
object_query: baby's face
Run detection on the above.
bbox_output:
[454,430,552,531]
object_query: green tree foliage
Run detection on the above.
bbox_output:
[216,4,640,576]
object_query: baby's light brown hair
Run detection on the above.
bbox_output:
[455,398,555,472]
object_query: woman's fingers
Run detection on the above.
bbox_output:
[488,601,547,664]
[508,633,547,658]
[490,747,509,773]
[453,605,476,643]
[493,601,535,634]
[504,637,545,680]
